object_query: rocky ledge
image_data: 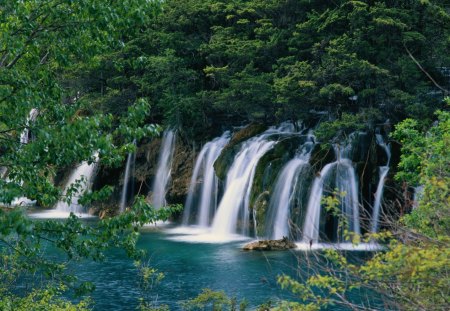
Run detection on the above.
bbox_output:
[243,237,297,251]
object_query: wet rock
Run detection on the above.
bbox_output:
[243,237,297,251]
[309,144,335,174]
[252,191,270,237]
[214,123,267,180]
[167,142,196,204]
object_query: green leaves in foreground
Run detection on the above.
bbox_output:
[0,197,182,309]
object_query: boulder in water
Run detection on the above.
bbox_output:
[243,237,297,251]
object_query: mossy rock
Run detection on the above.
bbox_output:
[251,136,304,197]
[214,123,267,180]
[250,135,306,233]
[253,191,270,237]
[310,144,335,174]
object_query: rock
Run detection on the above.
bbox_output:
[167,141,196,203]
[243,237,297,251]
[214,123,267,180]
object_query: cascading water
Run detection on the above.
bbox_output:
[265,135,315,239]
[182,132,230,226]
[370,133,391,233]
[302,139,360,243]
[151,130,176,209]
[2,109,39,206]
[412,185,424,210]
[55,152,99,214]
[119,141,136,213]
[210,124,294,237]
[20,108,39,144]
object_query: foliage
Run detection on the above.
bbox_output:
[0,198,182,309]
[78,0,449,138]
[0,0,162,205]
[135,260,169,311]
[277,236,449,311]
[0,1,173,309]
[275,99,450,310]
[392,98,450,237]
[0,285,91,311]
[181,288,248,311]
[314,109,381,144]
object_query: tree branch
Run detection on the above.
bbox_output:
[404,44,449,95]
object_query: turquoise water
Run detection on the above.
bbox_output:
[62,226,378,310]
[73,229,300,310]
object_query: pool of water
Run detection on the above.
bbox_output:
[60,225,377,310]
[71,228,302,310]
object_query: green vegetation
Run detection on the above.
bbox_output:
[1,0,449,310]
[275,102,450,310]
[77,0,449,139]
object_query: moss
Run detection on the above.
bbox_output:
[229,123,267,146]
[310,144,335,174]
[253,191,270,236]
[249,136,306,233]
[214,123,267,180]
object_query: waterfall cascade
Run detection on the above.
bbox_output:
[20,108,39,144]
[210,124,295,236]
[371,133,391,233]
[182,132,230,226]
[170,126,391,246]
[412,185,424,210]
[119,141,136,213]
[302,139,360,243]
[265,134,315,239]
[150,130,176,209]
[1,108,39,206]
[55,152,99,214]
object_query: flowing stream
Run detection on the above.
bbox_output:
[265,134,315,239]
[151,130,176,209]
[182,132,230,226]
[302,141,360,243]
[54,152,99,215]
[20,108,39,144]
[120,141,136,213]
[210,124,294,237]
[370,133,391,233]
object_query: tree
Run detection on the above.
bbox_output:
[276,99,450,311]
[0,1,178,309]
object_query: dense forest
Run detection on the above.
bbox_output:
[0,0,449,310]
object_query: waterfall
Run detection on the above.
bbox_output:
[1,109,39,206]
[302,162,336,243]
[151,130,176,209]
[265,135,315,239]
[55,152,99,214]
[302,141,360,243]
[412,185,424,210]
[20,108,39,144]
[210,124,294,237]
[182,132,230,226]
[119,141,136,213]
[370,133,391,233]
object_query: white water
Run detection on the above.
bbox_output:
[210,124,294,237]
[182,132,230,226]
[151,130,176,209]
[412,185,424,210]
[295,241,383,251]
[2,109,40,206]
[266,136,315,239]
[54,152,99,215]
[119,141,136,213]
[20,108,39,144]
[370,134,391,233]
[302,162,335,243]
[302,142,360,243]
